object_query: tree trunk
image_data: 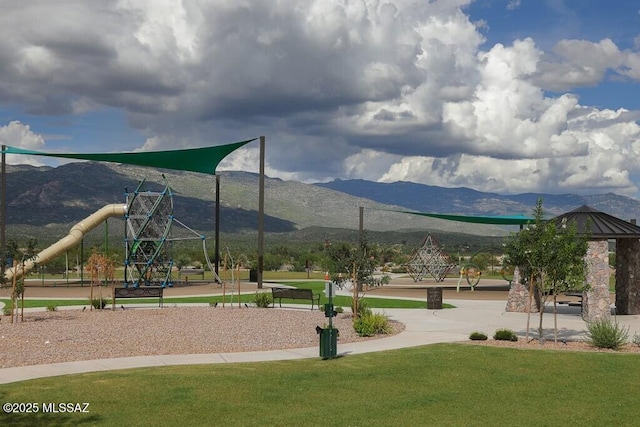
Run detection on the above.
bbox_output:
[538,291,545,343]
[525,273,535,342]
[553,293,558,343]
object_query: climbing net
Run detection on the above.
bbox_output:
[404,234,456,282]
[123,178,174,287]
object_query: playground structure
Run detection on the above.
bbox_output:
[4,176,220,288]
[404,234,508,291]
[123,176,220,287]
[4,203,127,282]
[404,234,456,282]
[123,178,174,287]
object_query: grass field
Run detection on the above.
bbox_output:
[1,281,454,310]
[2,343,639,426]
[0,295,447,310]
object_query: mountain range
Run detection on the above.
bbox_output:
[4,162,640,244]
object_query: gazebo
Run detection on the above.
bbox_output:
[551,205,640,320]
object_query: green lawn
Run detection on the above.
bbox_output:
[0,294,441,310]
[2,344,639,426]
[2,280,452,310]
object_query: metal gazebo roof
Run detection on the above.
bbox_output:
[551,205,640,239]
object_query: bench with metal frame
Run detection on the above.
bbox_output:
[112,286,164,310]
[271,287,320,310]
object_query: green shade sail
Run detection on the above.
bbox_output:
[2,138,256,175]
[393,210,534,225]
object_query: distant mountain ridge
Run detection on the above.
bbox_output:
[4,163,640,243]
[315,179,640,221]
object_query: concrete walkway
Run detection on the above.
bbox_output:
[3,299,640,385]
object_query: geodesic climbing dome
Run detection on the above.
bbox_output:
[404,234,456,282]
[124,179,174,287]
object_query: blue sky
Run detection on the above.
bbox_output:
[0,0,639,198]
[467,0,640,109]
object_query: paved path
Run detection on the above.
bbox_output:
[3,298,640,385]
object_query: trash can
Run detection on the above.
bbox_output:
[249,269,258,282]
[317,326,338,359]
[427,287,443,310]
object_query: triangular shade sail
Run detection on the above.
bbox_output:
[2,138,256,175]
[392,210,534,225]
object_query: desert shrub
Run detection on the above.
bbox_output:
[586,319,629,350]
[253,292,272,308]
[632,333,640,347]
[353,313,391,337]
[352,298,372,318]
[46,304,58,312]
[469,331,488,341]
[493,328,518,342]
[90,297,109,310]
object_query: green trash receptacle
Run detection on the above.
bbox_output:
[317,326,338,359]
[249,269,257,282]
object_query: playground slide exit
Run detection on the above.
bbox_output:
[4,203,127,282]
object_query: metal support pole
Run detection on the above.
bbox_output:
[80,238,84,286]
[104,219,109,286]
[257,136,265,289]
[215,174,220,278]
[1,144,5,277]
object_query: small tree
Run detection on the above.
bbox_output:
[326,232,390,318]
[86,249,117,310]
[4,238,39,322]
[504,199,588,342]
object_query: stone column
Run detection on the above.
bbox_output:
[505,267,539,313]
[615,238,640,315]
[582,240,611,322]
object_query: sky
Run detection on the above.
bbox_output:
[0,0,639,198]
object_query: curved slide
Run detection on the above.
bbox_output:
[5,203,127,282]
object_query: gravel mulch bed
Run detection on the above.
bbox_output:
[0,307,404,369]
[464,338,640,353]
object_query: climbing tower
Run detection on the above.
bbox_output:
[123,178,174,287]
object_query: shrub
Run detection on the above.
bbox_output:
[352,298,372,318]
[469,331,488,341]
[353,313,391,337]
[46,304,58,312]
[253,292,272,308]
[633,333,640,347]
[90,297,109,310]
[586,319,629,350]
[493,328,518,342]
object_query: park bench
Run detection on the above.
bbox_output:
[112,286,164,310]
[271,287,321,310]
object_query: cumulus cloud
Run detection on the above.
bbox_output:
[0,1,639,197]
[0,121,46,166]
[506,0,521,11]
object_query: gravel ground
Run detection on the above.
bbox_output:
[465,338,640,353]
[0,307,404,369]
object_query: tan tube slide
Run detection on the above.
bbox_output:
[5,203,127,281]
